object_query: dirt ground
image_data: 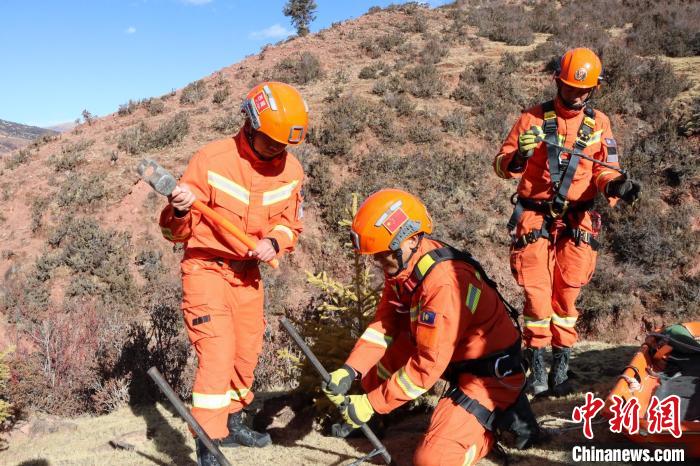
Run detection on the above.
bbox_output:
[5,340,696,466]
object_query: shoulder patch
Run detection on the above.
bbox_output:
[419,310,436,327]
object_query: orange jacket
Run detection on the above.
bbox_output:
[345,238,520,414]
[494,98,620,203]
[159,129,304,260]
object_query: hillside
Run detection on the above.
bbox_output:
[0,119,57,156]
[0,0,698,463]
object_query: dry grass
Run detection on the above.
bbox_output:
[1,341,658,466]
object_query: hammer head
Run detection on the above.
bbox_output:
[137,159,177,196]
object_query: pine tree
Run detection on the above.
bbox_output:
[283,0,317,37]
[285,194,381,394]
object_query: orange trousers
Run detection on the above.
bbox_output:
[509,212,598,349]
[362,332,524,466]
[180,255,265,440]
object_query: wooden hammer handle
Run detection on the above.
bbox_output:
[192,200,279,269]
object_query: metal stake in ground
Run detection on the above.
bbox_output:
[147,367,232,466]
[279,317,393,466]
[136,159,279,269]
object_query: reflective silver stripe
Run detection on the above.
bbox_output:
[192,392,231,409]
[466,284,481,314]
[395,367,427,399]
[376,361,391,381]
[262,180,299,206]
[585,130,603,146]
[360,328,393,348]
[272,224,294,241]
[230,388,250,401]
[208,171,250,205]
[463,444,477,466]
[263,85,277,111]
[524,316,551,328]
[551,314,577,328]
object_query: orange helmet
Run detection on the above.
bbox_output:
[351,189,433,254]
[241,82,309,145]
[554,48,603,89]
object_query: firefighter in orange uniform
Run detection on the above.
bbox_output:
[323,189,541,466]
[159,82,308,465]
[494,48,641,397]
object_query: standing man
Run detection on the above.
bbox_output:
[323,189,541,466]
[159,82,308,465]
[494,48,641,397]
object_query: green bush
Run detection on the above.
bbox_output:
[4,148,31,170]
[117,113,190,154]
[56,174,107,207]
[49,139,93,172]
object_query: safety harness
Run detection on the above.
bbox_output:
[402,243,525,432]
[507,100,600,251]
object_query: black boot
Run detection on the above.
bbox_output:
[195,437,221,466]
[523,347,548,396]
[549,346,573,397]
[496,390,548,449]
[220,411,271,448]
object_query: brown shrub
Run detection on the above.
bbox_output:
[360,31,405,58]
[117,113,189,154]
[4,148,32,170]
[358,61,391,80]
[309,95,372,156]
[597,46,687,121]
[211,111,243,134]
[466,3,534,46]
[56,174,107,207]
[269,52,323,85]
[180,80,207,105]
[404,63,444,98]
[626,3,700,57]
[142,98,165,115]
[419,35,449,64]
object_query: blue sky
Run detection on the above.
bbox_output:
[1,0,449,128]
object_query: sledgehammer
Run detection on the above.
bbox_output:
[137,159,279,269]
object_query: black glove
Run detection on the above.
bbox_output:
[606,177,641,203]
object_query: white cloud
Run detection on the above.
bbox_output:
[125,26,137,34]
[182,0,212,5]
[248,24,293,40]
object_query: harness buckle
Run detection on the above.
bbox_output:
[549,199,569,218]
[494,355,513,378]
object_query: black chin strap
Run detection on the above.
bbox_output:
[556,81,596,110]
[388,235,423,278]
[244,122,267,161]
